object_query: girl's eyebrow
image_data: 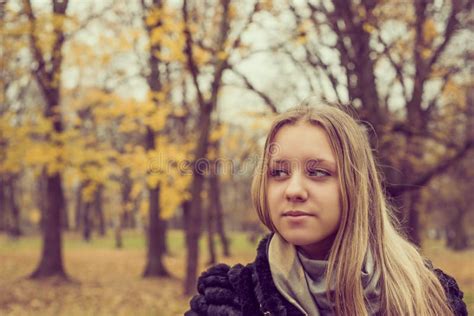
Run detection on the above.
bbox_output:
[306,158,336,168]
[268,158,336,170]
[269,158,336,168]
[269,159,289,164]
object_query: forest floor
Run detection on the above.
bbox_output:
[0,230,472,316]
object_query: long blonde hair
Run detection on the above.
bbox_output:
[251,100,453,316]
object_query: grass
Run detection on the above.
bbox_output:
[0,230,472,315]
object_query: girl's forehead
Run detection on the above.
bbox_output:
[269,123,337,166]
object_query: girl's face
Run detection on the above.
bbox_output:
[267,122,341,259]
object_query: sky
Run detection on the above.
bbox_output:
[15,0,471,126]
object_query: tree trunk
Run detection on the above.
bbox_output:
[25,0,69,280]
[1,175,21,237]
[143,125,168,277]
[140,0,169,278]
[82,200,92,242]
[206,193,217,265]
[115,217,123,249]
[446,208,468,250]
[184,194,201,295]
[184,104,213,295]
[74,184,83,231]
[0,176,5,231]
[209,161,230,257]
[7,176,21,237]
[31,172,67,278]
[95,184,105,236]
[143,184,169,276]
[406,190,421,246]
[120,170,132,228]
[181,0,232,294]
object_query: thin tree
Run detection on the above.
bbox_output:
[141,0,169,277]
[181,0,260,295]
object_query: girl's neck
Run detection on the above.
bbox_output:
[295,232,336,260]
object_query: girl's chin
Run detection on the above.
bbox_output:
[279,231,322,247]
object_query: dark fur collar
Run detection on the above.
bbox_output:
[252,233,303,316]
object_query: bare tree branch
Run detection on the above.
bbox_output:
[389,139,474,197]
[282,47,318,95]
[424,66,461,115]
[289,2,343,103]
[182,0,205,108]
[377,34,409,101]
[22,0,48,92]
[428,0,462,68]
[65,2,116,41]
[227,0,259,52]
[230,67,278,113]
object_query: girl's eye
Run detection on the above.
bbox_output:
[307,168,331,178]
[269,169,289,178]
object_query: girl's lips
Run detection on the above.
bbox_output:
[283,210,313,217]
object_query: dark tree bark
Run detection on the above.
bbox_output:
[182,0,241,295]
[120,169,133,228]
[95,184,105,237]
[205,185,217,265]
[405,190,421,246]
[74,183,83,231]
[143,173,168,276]
[0,0,7,234]
[115,223,123,249]
[0,175,22,236]
[7,176,21,237]
[183,104,212,293]
[140,0,169,278]
[443,94,473,250]
[82,200,92,242]
[31,172,67,278]
[0,176,5,231]
[209,145,230,257]
[446,207,469,250]
[115,174,125,248]
[25,0,69,279]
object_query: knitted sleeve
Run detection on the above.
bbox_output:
[184,263,242,316]
[433,268,468,316]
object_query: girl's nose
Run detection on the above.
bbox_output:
[285,173,308,202]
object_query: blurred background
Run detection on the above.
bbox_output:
[0,0,473,315]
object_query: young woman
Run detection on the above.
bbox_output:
[185,100,467,316]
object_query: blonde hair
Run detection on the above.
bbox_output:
[251,99,453,316]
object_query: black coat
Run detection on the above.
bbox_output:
[185,235,467,316]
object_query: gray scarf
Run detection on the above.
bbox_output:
[268,233,381,315]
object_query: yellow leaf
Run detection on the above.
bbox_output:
[29,208,41,224]
[193,46,211,65]
[421,48,432,60]
[423,19,437,44]
[296,35,307,45]
[363,23,375,33]
[82,182,97,203]
[217,50,228,60]
[150,27,164,45]
[146,8,162,27]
